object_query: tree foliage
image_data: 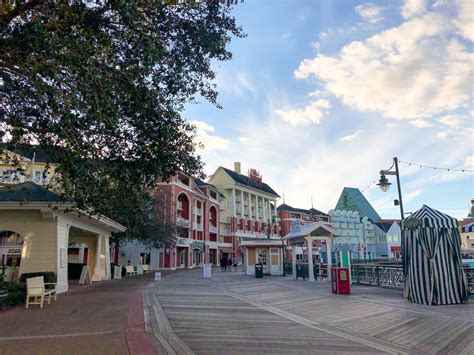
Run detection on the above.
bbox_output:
[0,0,244,243]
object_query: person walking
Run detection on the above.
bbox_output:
[220,255,225,271]
[228,257,233,272]
[232,256,238,272]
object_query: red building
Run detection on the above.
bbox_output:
[278,204,331,237]
[156,173,222,270]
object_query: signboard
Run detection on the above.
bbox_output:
[192,241,205,252]
[403,218,420,229]
[7,249,21,254]
[154,272,162,282]
[136,265,143,275]
[114,266,122,279]
[79,265,91,285]
[203,264,211,279]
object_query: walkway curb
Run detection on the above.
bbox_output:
[126,287,157,355]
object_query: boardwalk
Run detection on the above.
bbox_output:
[144,269,474,354]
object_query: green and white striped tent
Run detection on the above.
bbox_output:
[402,205,469,305]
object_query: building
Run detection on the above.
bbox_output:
[277,203,330,237]
[335,187,381,222]
[208,162,281,264]
[460,199,474,257]
[115,172,223,270]
[0,182,125,292]
[374,220,402,259]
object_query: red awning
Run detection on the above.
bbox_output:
[391,246,401,252]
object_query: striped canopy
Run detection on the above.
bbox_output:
[402,205,469,305]
[462,223,474,233]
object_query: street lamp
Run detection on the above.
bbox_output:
[378,157,404,220]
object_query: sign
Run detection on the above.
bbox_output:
[203,264,211,279]
[154,272,162,282]
[177,237,193,246]
[404,218,420,229]
[192,240,205,252]
[136,265,143,275]
[7,248,21,254]
[79,265,91,285]
[114,266,122,279]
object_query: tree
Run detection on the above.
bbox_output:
[0,1,244,242]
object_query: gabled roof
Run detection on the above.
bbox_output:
[0,182,70,203]
[277,203,328,216]
[403,205,458,229]
[335,187,381,222]
[221,167,280,197]
[283,222,337,240]
[374,221,396,233]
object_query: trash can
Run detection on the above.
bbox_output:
[255,263,263,278]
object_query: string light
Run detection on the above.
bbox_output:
[399,160,473,173]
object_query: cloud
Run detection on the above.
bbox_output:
[410,119,432,128]
[401,0,427,19]
[355,3,386,23]
[404,188,423,202]
[340,129,366,142]
[216,68,256,97]
[465,155,474,169]
[311,41,321,51]
[454,0,474,41]
[295,10,474,122]
[275,99,331,126]
[189,120,230,153]
[238,136,249,143]
[438,114,463,128]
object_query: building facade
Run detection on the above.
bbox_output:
[208,162,281,263]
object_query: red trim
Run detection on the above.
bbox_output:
[391,246,401,252]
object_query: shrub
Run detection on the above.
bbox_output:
[19,272,56,284]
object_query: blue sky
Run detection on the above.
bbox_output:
[184,0,473,220]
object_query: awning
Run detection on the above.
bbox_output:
[462,223,474,233]
[218,247,233,253]
[391,246,401,252]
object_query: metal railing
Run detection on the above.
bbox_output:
[351,264,404,288]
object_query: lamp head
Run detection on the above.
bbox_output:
[377,173,392,192]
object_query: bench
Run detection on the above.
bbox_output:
[142,265,151,274]
[26,276,57,308]
[125,266,137,277]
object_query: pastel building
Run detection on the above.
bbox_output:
[208,163,282,273]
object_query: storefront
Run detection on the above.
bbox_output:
[240,239,283,276]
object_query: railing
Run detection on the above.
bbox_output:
[463,267,473,294]
[351,258,402,265]
[351,264,404,288]
[176,216,190,228]
[283,262,328,279]
[209,225,218,234]
[194,223,203,231]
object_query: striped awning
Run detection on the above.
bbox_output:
[403,205,458,229]
[462,223,474,233]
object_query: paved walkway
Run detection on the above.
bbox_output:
[144,269,474,354]
[0,272,174,355]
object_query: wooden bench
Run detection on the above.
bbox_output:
[142,265,151,274]
[26,276,57,308]
[125,266,137,277]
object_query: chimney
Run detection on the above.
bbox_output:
[234,162,241,174]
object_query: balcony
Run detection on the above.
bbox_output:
[209,225,218,234]
[220,215,230,224]
[195,207,203,215]
[195,223,203,232]
[176,216,190,228]
[176,201,183,211]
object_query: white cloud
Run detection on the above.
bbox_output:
[410,119,432,128]
[401,0,427,19]
[340,129,366,142]
[438,114,463,128]
[311,41,320,50]
[238,136,249,143]
[454,0,474,41]
[216,68,256,97]
[465,155,474,169]
[189,120,230,153]
[275,99,331,126]
[404,188,423,202]
[355,3,386,23]
[295,11,474,121]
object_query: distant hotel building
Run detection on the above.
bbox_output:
[208,162,281,263]
[278,204,330,237]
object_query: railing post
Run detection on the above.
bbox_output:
[376,266,380,286]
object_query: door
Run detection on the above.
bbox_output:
[269,248,281,275]
[256,249,269,274]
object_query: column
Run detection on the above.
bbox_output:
[292,244,297,279]
[268,200,272,222]
[307,238,315,282]
[231,188,236,216]
[104,236,111,278]
[326,238,332,281]
[188,247,193,269]
[256,196,259,220]
[95,234,102,280]
[240,189,244,216]
[248,192,252,217]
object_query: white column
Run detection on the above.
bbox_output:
[240,190,244,216]
[104,236,111,278]
[95,234,102,280]
[268,200,272,222]
[256,196,259,220]
[232,188,236,216]
[307,238,315,282]
[326,237,332,281]
[292,244,297,279]
[248,192,252,217]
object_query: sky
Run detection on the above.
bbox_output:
[184,0,473,220]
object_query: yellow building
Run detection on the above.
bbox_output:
[0,145,125,292]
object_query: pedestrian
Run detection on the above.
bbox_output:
[220,256,225,271]
[233,256,238,272]
[228,257,233,271]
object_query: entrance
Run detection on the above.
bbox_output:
[256,249,269,274]
[0,231,24,282]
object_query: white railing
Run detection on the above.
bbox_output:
[209,225,218,234]
[194,223,203,231]
[195,207,202,215]
[220,215,230,223]
[176,216,190,228]
[176,201,183,210]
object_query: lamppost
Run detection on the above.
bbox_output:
[377,157,404,221]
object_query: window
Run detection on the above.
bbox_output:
[257,250,267,265]
[140,252,151,265]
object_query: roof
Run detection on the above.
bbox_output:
[0,182,70,203]
[374,221,397,233]
[277,203,328,216]
[403,205,458,229]
[283,222,337,240]
[462,223,474,233]
[1,144,58,164]
[221,167,280,197]
[335,187,381,222]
